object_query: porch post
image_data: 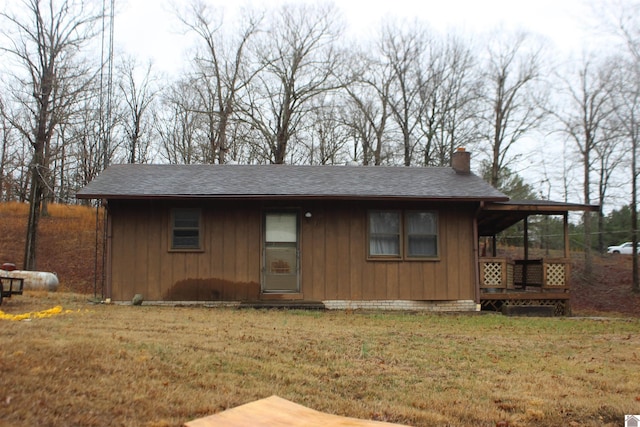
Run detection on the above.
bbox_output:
[564,212,570,258]
[524,215,529,261]
[492,235,497,257]
[523,215,529,287]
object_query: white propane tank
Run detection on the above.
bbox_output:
[0,269,59,291]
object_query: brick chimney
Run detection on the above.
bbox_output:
[452,147,471,175]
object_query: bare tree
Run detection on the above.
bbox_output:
[180,1,262,164]
[417,34,479,166]
[302,96,350,165]
[477,31,546,188]
[339,48,394,165]
[594,127,624,253]
[555,57,616,277]
[72,100,105,191]
[67,91,120,201]
[340,28,478,168]
[117,57,158,164]
[156,78,206,165]
[380,20,430,166]
[242,3,343,164]
[0,110,18,201]
[604,0,640,292]
[0,0,101,270]
[610,58,640,292]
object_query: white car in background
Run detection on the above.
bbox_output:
[607,242,640,254]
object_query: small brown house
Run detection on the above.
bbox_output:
[77,152,512,311]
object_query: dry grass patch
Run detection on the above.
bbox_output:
[0,202,103,293]
[0,294,639,426]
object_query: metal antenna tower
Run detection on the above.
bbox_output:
[95,0,115,299]
[99,0,115,170]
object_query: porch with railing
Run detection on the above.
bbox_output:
[479,257,571,292]
[478,257,572,315]
[475,201,599,316]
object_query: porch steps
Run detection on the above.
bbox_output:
[239,301,326,310]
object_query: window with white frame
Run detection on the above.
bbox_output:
[368,210,438,259]
[171,208,201,250]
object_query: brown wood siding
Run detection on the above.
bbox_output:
[298,202,476,301]
[336,213,351,300]
[108,200,261,301]
[107,200,477,302]
[307,208,325,301]
[324,209,339,299]
[147,207,161,299]
[349,212,363,300]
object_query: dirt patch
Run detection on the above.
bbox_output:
[0,202,103,295]
[571,254,640,317]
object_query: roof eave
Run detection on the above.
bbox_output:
[76,193,510,203]
[483,200,600,213]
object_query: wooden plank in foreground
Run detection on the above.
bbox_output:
[184,395,405,427]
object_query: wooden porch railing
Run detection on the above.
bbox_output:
[542,258,571,290]
[479,257,514,291]
[479,257,570,292]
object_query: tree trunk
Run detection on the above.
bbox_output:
[632,133,639,292]
[583,150,592,278]
[24,158,43,270]
[597,208,604,254]
[403,128,411,166]
[273,126,286,164]
[41,196,49,217]
[0,130,6,201]
[597,165,605,254]
[490,92,503,188]
[217,99,233,164]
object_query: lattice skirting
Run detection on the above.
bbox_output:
[481,299,570,316]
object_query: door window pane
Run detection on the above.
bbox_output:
[266,213,297,243]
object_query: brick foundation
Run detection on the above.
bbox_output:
[322,300,479,312]
[118,299,480,312]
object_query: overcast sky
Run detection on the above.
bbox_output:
[108,0,616,206]
[0,0,619,206]
[114,0,600,76]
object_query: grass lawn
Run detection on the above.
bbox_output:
[0,292,639,427]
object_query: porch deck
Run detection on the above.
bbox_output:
[479,257,571,315]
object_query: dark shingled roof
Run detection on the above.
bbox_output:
[76,164,509,201]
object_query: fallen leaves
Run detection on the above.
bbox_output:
[0,305,74,321]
